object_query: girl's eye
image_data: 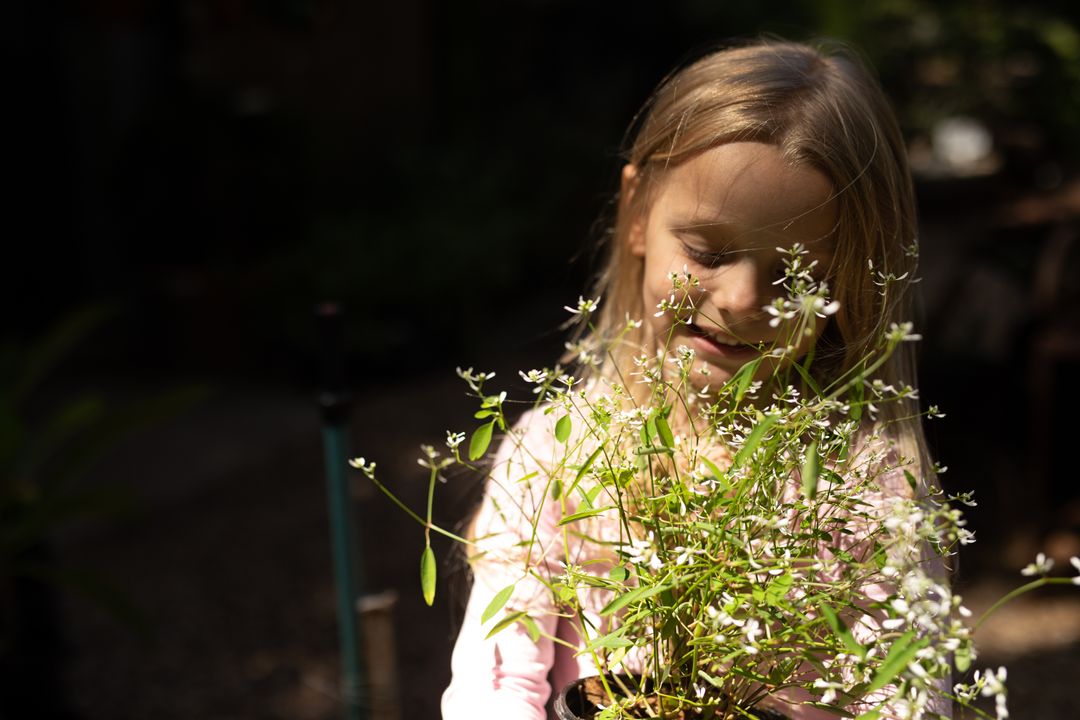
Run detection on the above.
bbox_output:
[681,241,731,268]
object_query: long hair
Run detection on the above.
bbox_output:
[577,38,932,486]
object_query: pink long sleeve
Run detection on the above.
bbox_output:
[442,409,576,720]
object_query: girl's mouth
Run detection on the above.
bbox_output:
[687,324,763,361]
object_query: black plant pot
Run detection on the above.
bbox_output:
[553,675,790,720]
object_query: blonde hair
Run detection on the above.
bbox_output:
[579,38,933,484]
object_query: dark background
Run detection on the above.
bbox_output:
[5,1,1080,718]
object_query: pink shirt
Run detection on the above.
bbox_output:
[441,409,951,720]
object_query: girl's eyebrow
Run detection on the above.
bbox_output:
[670,216,733,231]
[673,213,838,248]
[672,218,836,257]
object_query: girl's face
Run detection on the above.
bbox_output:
[626,142,838,386]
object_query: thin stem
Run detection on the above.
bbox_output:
[972,576,1076,631]
[366,472,472,545]
[425,464,437,547]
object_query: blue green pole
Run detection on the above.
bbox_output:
[317,303,366,720]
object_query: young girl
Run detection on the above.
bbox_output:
[442,38,940,720]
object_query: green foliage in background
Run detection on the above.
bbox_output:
[0,306,208,641]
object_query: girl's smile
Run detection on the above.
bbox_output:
[686,322,764,363]
[625,141,839,385]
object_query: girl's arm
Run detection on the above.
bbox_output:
[442,562,560,720]
[442,409,567,720]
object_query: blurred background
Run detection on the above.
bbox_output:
[5,1,1080,718]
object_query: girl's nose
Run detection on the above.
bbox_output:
[709,257,772,320]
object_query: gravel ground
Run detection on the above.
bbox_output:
[48,373,1080,720]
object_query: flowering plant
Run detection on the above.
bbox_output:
[353,250,1079,720]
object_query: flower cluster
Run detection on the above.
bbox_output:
[354,247,1080,720]
[764,244,840,335]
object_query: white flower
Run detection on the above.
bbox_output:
[813,678,843,706]
[973,667,1009,720]
[954,681,978,704]
[518,368,548,384]
[624,533,663,570]
[974,666,1006,696]
[948,491,977,507]
[743,617,762,645]
[1070,556,1080,585]
[887,322,922,343]
[565,340,600,367]
[799,293,840,319]
[348,457,376,477]
[455,366,495,393]
[1020,552,1054,576]
[564,295,600,316]
[672,546,694,566]
[445,431,465,450]
[417,444,437,468]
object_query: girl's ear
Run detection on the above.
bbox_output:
[621,164,646,257]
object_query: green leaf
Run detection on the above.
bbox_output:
[655,414,675,449]
[720,357,761,406]
[765,572,794,606]
[481,584,515,625]
[474,409,495,419]
[801,441,820,501]
[819,603,866,659]
[854,711,880,720]
[597,705,619,720]
[583,484,604,507]
[700,456,731,492]
[556,584,576,604]
[565,445,603,498]
[609,565,628,582]
[469,420,495,461]
[420,545,437,606]
[599,583,671,617]
[903,470,918,493]
[14,303,115,401]
[484,610,541,642]
[519,615,541,643]
[790,358,823,397]
[865,631,928,694]
[557,505,616,527]
[732,414,778,469]
[582,629,633,652]
[555,414,572,443]
[550,478,562,501]
[485,611,526,639]
[954,640,973,673]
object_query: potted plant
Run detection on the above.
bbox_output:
[353,264,1080,720]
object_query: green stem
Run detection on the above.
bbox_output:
[426,464,437,546]
[365,472,471,545]
[973,576,1076,631]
